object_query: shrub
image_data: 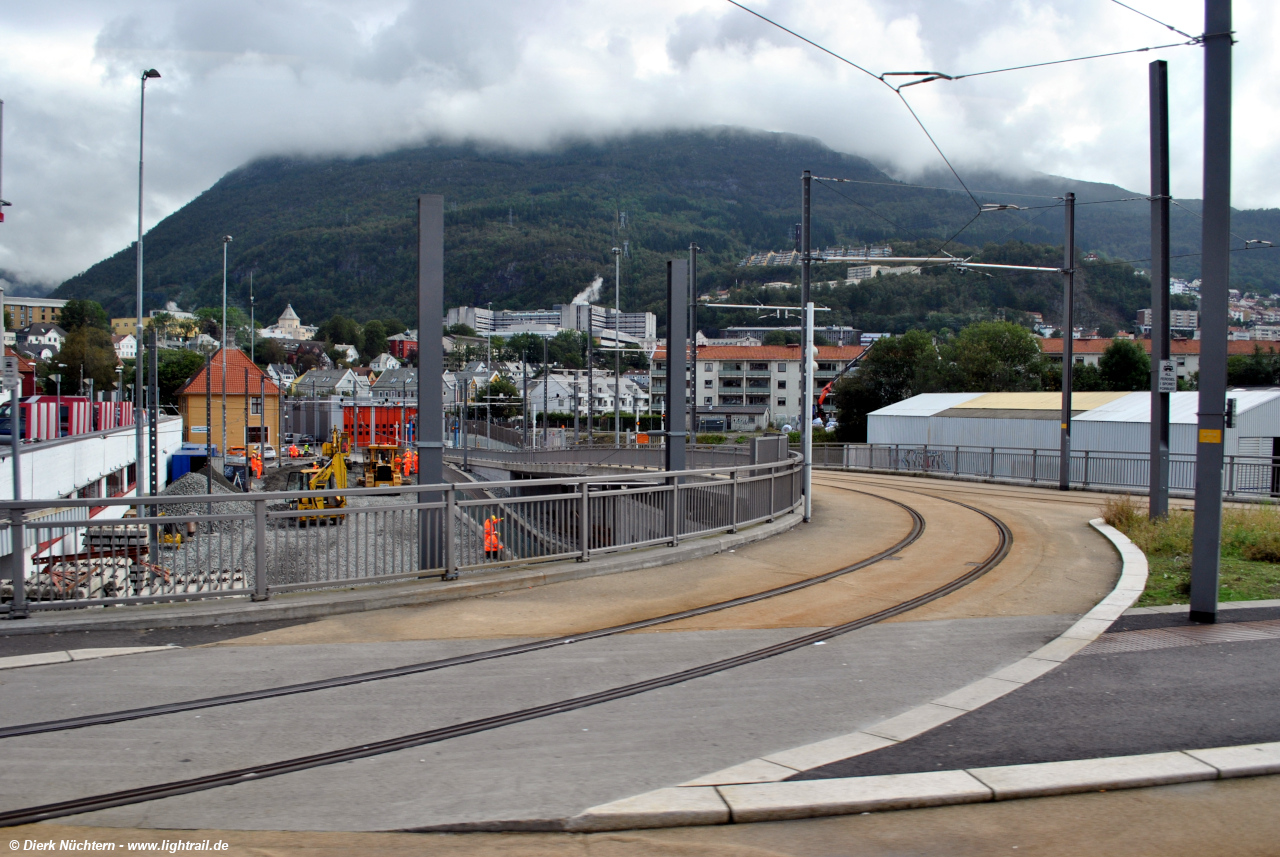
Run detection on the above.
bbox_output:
[696,433,727,445]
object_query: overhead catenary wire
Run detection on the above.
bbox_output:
[1107,0,1198,41]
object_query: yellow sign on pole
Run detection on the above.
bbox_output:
[1199,428,1222,444]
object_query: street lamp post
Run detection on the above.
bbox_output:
[612,247,622,446]
[221,235,232,467]
[135,68,159,503]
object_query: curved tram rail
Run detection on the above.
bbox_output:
[0,486,1011,828]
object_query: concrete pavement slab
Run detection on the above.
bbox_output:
[719,770,991,822]
[968,752,1218,800]
[1184,741,1280,779]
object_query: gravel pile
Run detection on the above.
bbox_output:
[159,471,254,520]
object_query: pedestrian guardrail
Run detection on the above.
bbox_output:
[0,455,801,617]
[799,443,1280,498]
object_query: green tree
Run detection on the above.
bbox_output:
[43,328,118,393]
[763,330,800,346]
[1227,346,1280,386]
[254,337,286,368]
[1098,339,1150,391]
[478,376,521,418]
[315,314,362,349]
[1072,363,1106,391]
[944,321,1045,391]
[446,323,477,337]
[150,349,206,406]
[381,318,407,336]
[59,299,110,332]
[832,329,942,441]
[360,319,388,361]
[504,332,545,361]
[548,330,585,368]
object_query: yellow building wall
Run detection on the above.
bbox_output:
[181,392,281,451]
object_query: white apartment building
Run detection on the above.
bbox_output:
[651,344,865,428]
[447,304,657,340]
[1136,308,1200,334]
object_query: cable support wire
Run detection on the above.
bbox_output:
[1107,0,1198,41]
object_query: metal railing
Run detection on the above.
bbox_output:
[801,443,1280,498]
[0,454,801,617]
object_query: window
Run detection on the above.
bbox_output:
[777,380,786,389]
[748,362,768,371]
[704,396,712,404]
[704,379,712,388]
[777,397,787,407]
[250,397,263,415]
[704,363,713,371]
[777,363,787,372]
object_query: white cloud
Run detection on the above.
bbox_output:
[0,0,1276,286]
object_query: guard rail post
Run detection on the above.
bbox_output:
[443,489,457,580]
[252,498,268,601]
[578,482,590,562]
[989,447,996,478]
[729,468,739,533]
[6,506,28,619]
[1083,450,1091,487]
[767,467,776,522]
[1226,455,1235,496]
[669,482,680,546]
[1031,449,1038,483]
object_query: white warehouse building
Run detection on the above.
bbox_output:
[865,391,1280,495]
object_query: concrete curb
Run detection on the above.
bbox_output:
[0,646,177,671]
[0,505,802,636]
[565,517,1157,831]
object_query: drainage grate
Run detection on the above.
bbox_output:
[1084,618,1280,655]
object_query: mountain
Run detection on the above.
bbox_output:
[52,128,1280,334]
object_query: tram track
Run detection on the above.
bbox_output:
[0,485,1011,828]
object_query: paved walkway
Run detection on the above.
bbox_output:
[15,473,1272,852]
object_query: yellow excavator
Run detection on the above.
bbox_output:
[359,444,402,488]
[287,428,348,524]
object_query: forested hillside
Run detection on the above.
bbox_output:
[54,128,1280,334]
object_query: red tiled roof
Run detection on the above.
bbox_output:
[4,347,36,373]
[1039,338,1276,356]
[176,348,281,397]
[654,344,865,360]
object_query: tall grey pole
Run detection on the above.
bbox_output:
[135,70,159,509]
[1058,192,1076,490]
[803,302,815,522]
[613,247,622,446]
[689,243,699,439]
[220,236,231,469]
[573,369,580,444]
[249,272,255,365]
[1190,0,1233,625]
[665,260,688,476]
[522,356,529,447]
[542,336,549,447]
[801,170,812,427]
[2,285,16,499]
[416,195,445,572]
[1149,59,1172,519]
[205,352,212,508]
[587,312,594,445]
[148,330,159,559]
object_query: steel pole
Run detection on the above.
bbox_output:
[543,336,549,447]
[803,302,815,522]
[801,170,811,431]
[1058,192,1076,490]
[1190,0,1233,624]
[689,243,698,439]
[665,260,688,477]
[135,74,149,510]
[220,238,230,471]
[614,249,621,446]
[587,312,593,445]
[1149,59,1172,519]
[416,195,445,571]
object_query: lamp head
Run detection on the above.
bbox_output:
[142,69,161,80]
[223,235,233,244]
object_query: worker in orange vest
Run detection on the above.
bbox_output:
[250,451,263,479]
[483,515,504,559]
[401,451,412,478]
[288,444,299,458]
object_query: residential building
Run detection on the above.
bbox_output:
[370,367,418,400]
[112,334,137,361]
[293,367,370,398]
[332,343,359,364]
[257,304,318,341]
[266,363,297,389]
[651,343,866,428]
[447,304,657,341]
[111,317,150,337]
[388,330,419,361]
[19,323,66,350]
[4,296,66,329]
[720,326,863,347]
[846,264,920,283]
[369,353,400,372]
[175,348,281,448]
[1137,308,1199,334]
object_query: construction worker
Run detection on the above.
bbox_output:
[483,515,504,559]
[304,443,311,457]
[288,444,299,458]
[401,451,411,478]
[250,451,263,480]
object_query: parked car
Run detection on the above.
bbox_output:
[250,443,277,461]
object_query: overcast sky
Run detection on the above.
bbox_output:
[1,0,1276,286]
